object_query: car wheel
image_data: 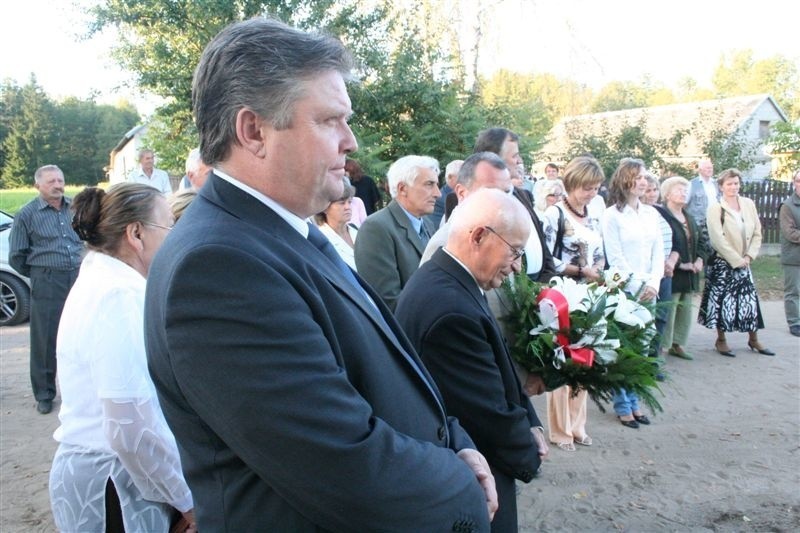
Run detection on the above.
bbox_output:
[0,272,30,326]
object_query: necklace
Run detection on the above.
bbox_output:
[564,198,588,218]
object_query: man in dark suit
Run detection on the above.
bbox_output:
[474,127,556,282]
[354,155,440,310]
[396,188,546,533]
[145,18,496,531]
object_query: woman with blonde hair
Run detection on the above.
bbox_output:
[541,155,605,450]
[699,168,773,356]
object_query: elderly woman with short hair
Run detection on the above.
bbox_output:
[533,178,565,220]
[657,176,707,360]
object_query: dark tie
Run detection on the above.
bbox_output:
[307,224,364,294]
[309,224,445,416]
[418,223,430,247]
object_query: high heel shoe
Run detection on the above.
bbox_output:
[747,341,775,356]
[714,339,736,357]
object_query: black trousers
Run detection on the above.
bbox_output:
[29,267,78,401]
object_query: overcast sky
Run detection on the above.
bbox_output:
[3,0,798,115]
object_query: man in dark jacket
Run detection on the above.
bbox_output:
[397,188,546,533]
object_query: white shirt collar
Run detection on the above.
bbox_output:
[213,168,309,238]
[442,248,484,294]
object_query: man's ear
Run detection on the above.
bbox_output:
[454,184,467,203]
[470,226,487,246]
[236,108,268,158]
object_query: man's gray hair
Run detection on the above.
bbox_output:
[193,17,353,166]
[185,147,203,174]
[34,165,63,183]
[387,155,440,198]
[456,152,507,190]
[445,160,463,179]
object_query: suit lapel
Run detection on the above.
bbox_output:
[388,200,425,255]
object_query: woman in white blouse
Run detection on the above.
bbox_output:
[315,183,359,270]
[602,158,663,429]
[541,156,605,451]
[50,183,195,532]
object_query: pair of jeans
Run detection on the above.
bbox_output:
[612,388,640,417]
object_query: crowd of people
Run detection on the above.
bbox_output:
[6,17,799,533]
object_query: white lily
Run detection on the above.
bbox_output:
[602,267,632,291]
[612,291,654,329]
[548,276,591,313]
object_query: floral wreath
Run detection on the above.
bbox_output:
[502,268,663,412]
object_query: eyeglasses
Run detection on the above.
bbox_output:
[142,221,173,231]
[547,192,565,198]
[484,226,524,261]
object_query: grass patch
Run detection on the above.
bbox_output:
[751,254,784,300]
[0,185,106,215]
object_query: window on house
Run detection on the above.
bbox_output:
[759,120,770,139]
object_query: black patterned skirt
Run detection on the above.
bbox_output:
[698,255,764,332]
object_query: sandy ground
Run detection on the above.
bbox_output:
[1,299,798,532]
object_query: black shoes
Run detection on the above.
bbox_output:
[790,325,800,337]
[747,341,775,356]
[633,414,651,425]
[36,399,53,414]
[715,339,736,357]
[618,417,639,429]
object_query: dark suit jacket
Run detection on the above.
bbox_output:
[354,199,436,311]
[395,249,542,533]
[512,187,557,282]
[145,175,489,532]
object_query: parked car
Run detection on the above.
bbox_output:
[0,210,31,326]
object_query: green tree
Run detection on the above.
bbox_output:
[88,0,389,171]
[591,81,649,113]
[560,116,691,180]
[768,121,800,179]
[51,97,101,184]
[712,49,800,120]
[0,80,23,175]
[1,76,55,188]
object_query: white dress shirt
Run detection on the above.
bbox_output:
[602,202,664,295]
[127,166,173,195]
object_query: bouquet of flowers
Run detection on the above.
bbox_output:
[501,269,663,412]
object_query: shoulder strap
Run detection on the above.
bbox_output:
[553,205,565,259]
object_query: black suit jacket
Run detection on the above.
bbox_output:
[395,249,542,532]
[145,175,489,532]
[512,187,557,282]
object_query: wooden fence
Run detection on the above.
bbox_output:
[741,180,793,244]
